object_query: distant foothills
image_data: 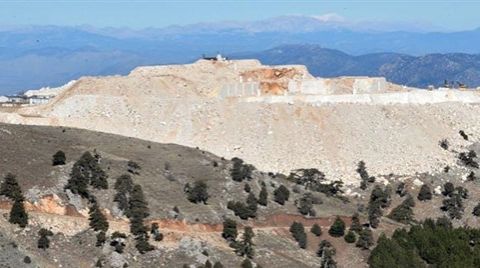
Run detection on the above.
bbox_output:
[1,18,480,94]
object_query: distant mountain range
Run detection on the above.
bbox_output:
[235,45,480,88]
[1,16,480,94]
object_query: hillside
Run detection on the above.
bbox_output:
[236,44,480,88]
[2,60,480,183]
[1,119,480,267]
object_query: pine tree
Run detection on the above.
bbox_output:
[418,184,432,201]
[311,223,322,236]
[350,213,362,233]
[258,185,268,206]
[187,181,209,204]
[317,240,337,268]
[344,230,356,243]
[235,226,255,259]
[290,222,307,249]
[356,227,373,249]
[88,202,109,232]
[273,185,290,205]
[9,199,28,228]
[328,217,346,237]
[52,150,66,166]
[96,231,106,247]
[222,218,238,241]
[37,228,53,250]
[0,173,23,201]
[135,234,154,254]
[388,195,415,224]
[246,192,257,218]
[114,174,134,213]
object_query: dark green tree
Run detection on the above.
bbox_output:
[296,193,316,216]
[388,195,415,224]
[350,213,362,233]
[96,231,106,247]
[0,173,23,201]
[52,150,66,166]
[258,185,268,206]
[344,230,356,243]
[311,223,322,236]
[328,217,346,237]
[151,223,163,241]
[443,182,455,197]
[356,228,373,250]
[9,199,28,228]
[128,184,149,236]
[246,192,257,218]
[317,240,337,268]
[234,226,255,259]
[187,181,209,204]
[37,228,53,250]
[369,234,426,268]
[244,183,251,193]
[273,185,290,205]
[114,174,134,213]
[135,234,154,254]
[289,221,307,249]
[222,218,238,241]
[88,202,109,232]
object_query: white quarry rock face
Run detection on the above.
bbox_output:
[2,60,480,184]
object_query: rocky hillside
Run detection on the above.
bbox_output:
[236,44,480,88]
[1,121,480,267]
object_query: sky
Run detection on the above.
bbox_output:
[0,0,479,31]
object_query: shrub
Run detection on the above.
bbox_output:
[396,182,406,197]
[350,213,362,233]
[459,130,469,140]
[37,228,53,250]
[388,195,415,224]
[344,230,356,243]
[439,139,449,150]
[357,161,375,190]
[244,183,251,193]
[186,181,209,204]
[417,185,432,201]
[96,231,106,247]
[442,182,455,197]
[328,217,346,237]
[311,223,322,236]
[230,158,254,182]
[52,150,66,166]
[127,161,141,175]
[151,223,163,241]
[473,203,480,217]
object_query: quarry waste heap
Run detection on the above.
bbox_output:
[2,59,480,184]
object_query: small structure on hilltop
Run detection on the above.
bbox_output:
[202,53,227,62]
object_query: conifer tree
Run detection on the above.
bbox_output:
[187,181,209,204]
[258,185,268,206]
[88,202,109,232]
[417,184,432,201]
[9,199,28,228]
[350,213,362,233]
[311,223,322,236]
[52,150,66,166]
[344,230,356,243]
[328,217,346,237]
[317,240,337,268]
[273,185,290,205]
[37,228,53,250]
[235,226,255,259]
[356,227,373,250]
[290,221,307,249]
[222,218,238,241]
[0,173,23,201]
[246,192,258,218]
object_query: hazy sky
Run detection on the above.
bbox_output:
[1,0,479,31]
